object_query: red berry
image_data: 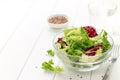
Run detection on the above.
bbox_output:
[83,26,98,37]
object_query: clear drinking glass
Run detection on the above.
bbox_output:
[88,0,118,33]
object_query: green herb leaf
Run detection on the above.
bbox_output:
[54,66,64,72]
[42,60,63,72]
[42,60,54,71]
[47,49,54,56]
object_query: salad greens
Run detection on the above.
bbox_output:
[90,29,111,52]
[42,60,63,72]
[47,49,54,56]
[98,29,111,51]
[56,26,111,60]
[64,27,95,55]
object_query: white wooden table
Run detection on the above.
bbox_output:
[0,0,120,80]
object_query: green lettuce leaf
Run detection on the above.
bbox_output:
[63,27,94,56]
[99,29,111,51]
[47,49,54,56]
[42,60,63,72]
[90,29,111,52]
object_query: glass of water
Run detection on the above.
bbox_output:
[88,0,118,34]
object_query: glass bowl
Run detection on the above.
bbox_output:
[53,32,114,72]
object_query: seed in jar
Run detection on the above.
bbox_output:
[48,16,68,24]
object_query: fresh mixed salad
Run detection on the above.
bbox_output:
[55,26,112,62]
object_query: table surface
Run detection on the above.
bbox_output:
[0,0,120,80]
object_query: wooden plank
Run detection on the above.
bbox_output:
[17,0,92,80]
[17,24,60,80]
[109,58,120,80]
[0,1,32,53]
[91,61,109,80]
[0,0,59,80]
[54,62,91,80]
[0,0,57,80]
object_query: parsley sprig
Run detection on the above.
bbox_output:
[42,60,63,72]
[47,49,54,56]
